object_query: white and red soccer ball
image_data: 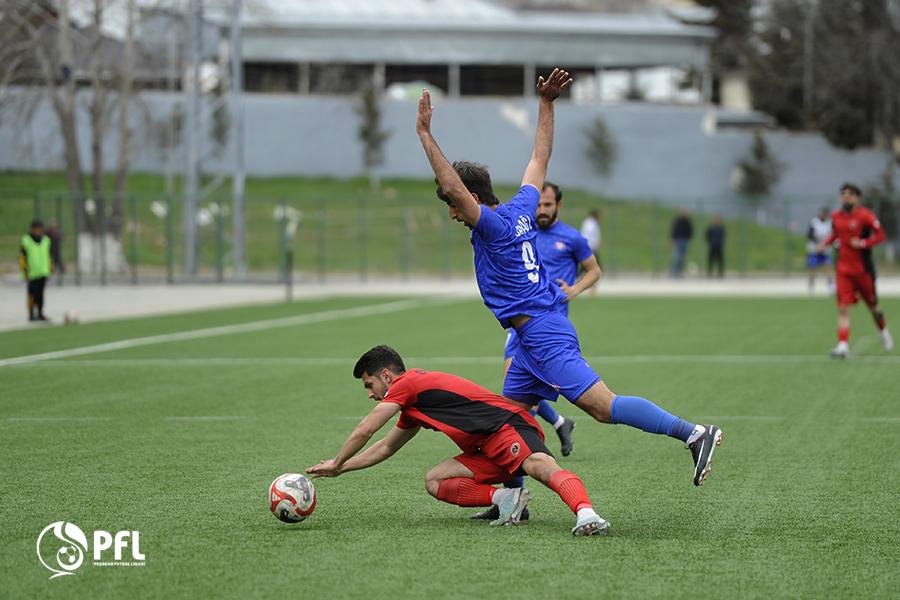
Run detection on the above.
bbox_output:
[269,473,316,523]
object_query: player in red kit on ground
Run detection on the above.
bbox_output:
[306,345,609,536]
[817,183,893,358]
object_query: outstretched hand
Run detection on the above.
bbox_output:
[536,68,573,102]
[416,89,433,134]
[305,458,341,478]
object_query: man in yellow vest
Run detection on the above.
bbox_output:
[20,219,53,322]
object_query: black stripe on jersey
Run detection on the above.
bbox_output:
[860,225,877,277]
[415,389,518,435]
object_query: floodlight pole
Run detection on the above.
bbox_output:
[183,0,203,276]
[803,0,818,125]
[230,0,246,278]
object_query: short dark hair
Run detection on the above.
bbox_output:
[30,219,43,229]
[542,181,562,203]
[353,345,406,379]
[840,182,862,197]
[435,161,499,207]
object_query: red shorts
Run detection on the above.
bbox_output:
[836,271,877,307]
[453,420,551,485]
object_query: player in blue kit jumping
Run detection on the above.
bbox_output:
[471,180,602,521]
[507,181,600,457]
[513,181,601,455]
[415,69,722,498]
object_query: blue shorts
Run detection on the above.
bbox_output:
[807,252,831,269]
[504,329,520,360]
[501,311,602,405]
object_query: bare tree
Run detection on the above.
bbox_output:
[5,1,86,198]
[87,0,110,204]
[112,0,136,236]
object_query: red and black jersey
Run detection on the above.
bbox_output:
[823,206,885,276]
[381,369,542,453]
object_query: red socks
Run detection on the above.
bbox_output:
[838,326,850,343]
[436,472,595,514]
[548,470,593,514]
[873,311,887,331]
[436,478,495,507]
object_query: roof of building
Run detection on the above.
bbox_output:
[209,0,713,68]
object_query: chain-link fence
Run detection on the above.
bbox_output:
[2,189,898,285]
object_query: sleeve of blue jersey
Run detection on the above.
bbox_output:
[510,184,540,213]
[573,231,594,262]
[473,204,509,242]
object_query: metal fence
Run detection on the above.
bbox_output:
[2,189,898,285]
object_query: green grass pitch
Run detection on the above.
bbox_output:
[1,295,898,598]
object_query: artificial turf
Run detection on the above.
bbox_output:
[1,295,898,598]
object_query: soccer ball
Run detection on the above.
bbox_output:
[269,473,316,523]
[63,310,79,325]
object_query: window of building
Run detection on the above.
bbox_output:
[385,64,449,94]
[460,65,524,97]
[309,63,375,95]
[244,62,298,93]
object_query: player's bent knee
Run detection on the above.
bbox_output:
[424,473,441,498]
[521,452,560,484]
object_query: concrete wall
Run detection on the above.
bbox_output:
[0,87,891,203]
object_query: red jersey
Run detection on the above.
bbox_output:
[823,206,884,275]
[381,369,542,453]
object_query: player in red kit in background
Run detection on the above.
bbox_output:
[817,183,893,358]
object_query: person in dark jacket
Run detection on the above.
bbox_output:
[705,215,726,278]
[670,209,693,278]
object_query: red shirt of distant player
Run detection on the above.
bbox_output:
[823,206,885,306]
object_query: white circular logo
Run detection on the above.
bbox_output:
[36,522,88,579]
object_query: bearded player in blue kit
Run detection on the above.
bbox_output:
[416,68,722,489]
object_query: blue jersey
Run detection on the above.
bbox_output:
[536,220,593,316]
[471,185,565,328]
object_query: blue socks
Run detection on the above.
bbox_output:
[536,400,560,425]
[505,476,525,489]
[610,395,696,443]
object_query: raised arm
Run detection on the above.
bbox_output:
[416,90,481,226]
[521,68,572,191]
[305,401,401,477]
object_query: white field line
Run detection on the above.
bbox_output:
[163,416,247,422]
[4,416,112,422]
[695,416,785,422]
[0,299,435,368]
[12,354,900,368]
[860,417,900,423]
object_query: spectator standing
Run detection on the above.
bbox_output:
[705,215,726,278]
[20,219,53,322]
[670,209,693,278]
[806,207,833,293]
